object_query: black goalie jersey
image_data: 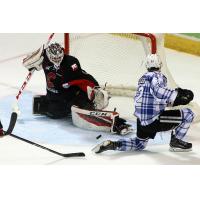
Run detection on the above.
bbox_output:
[42,51,99,100]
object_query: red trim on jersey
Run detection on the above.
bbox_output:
[67,79,96,93]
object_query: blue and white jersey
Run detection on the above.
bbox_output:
[134,71,177,126]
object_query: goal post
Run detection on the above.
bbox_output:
[135,33,157,54]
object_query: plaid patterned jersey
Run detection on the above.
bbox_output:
[134,71,177,126]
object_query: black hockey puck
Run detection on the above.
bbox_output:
[96,135,102,139]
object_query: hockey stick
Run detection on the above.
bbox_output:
[16,33,55,101]
[5,34,85,158]
[9,133,85,158]
[5,113,85,157]
[7,33,55,133]
[6,112,18,134]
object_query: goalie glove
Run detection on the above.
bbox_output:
[62,80,110,110]
[87,86,110,110]
[23,45,44,71]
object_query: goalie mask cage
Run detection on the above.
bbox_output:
[63,33,200,122]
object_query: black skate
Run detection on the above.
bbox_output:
[169,134,192,152]
[92,140,119,154]
[113,117,133,135]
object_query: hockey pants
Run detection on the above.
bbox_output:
[116,108,194,151]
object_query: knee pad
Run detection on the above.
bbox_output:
[33,95,48,115]
[182,108,194,123]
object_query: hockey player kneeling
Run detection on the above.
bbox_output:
[93,54,194,153]
[23,43,131,135]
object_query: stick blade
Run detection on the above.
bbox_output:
[6,112,18,134]
[62,152,85,157]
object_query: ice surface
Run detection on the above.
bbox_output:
[1,33,200,165]
[0,92,173,146]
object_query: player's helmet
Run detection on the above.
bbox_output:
[46,43,64,66]
[145,54,162,71]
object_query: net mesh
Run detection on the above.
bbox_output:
[66,33,200,122]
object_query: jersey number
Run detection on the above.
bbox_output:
[135,86,144,103]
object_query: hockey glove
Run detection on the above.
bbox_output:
[88,86,110,110]
[23,45,44,71]
[173,88,194,106]
[183,89,194,102]
[0,128,7,137]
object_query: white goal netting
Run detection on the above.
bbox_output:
[67,33,177,96]
[66,33,200,122]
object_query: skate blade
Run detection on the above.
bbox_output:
[169,147,192,152]
[120,127,134,135]
[92,144,101,153]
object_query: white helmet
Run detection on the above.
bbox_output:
[145,54,162,71]
[46,43,64,67]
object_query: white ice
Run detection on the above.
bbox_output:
[0,34,200,165]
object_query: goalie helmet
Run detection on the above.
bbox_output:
[145,54,162,71]
[46,43,64,67]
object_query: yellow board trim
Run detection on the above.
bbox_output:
[112,33,200,56]
[165,34,200,56]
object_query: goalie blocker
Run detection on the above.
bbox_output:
[71,106,133,135]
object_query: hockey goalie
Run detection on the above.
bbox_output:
[23,43,132,135]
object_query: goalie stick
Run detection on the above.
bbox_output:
[5,33,85,158]
[8,33,55,132]
[5,113,85,158]
[16,33,55,101]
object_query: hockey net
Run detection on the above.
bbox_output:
[64,33,200,122]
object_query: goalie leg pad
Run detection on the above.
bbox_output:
[71,106,133,135]
[33,95,48,115]
[72,106,118,133]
